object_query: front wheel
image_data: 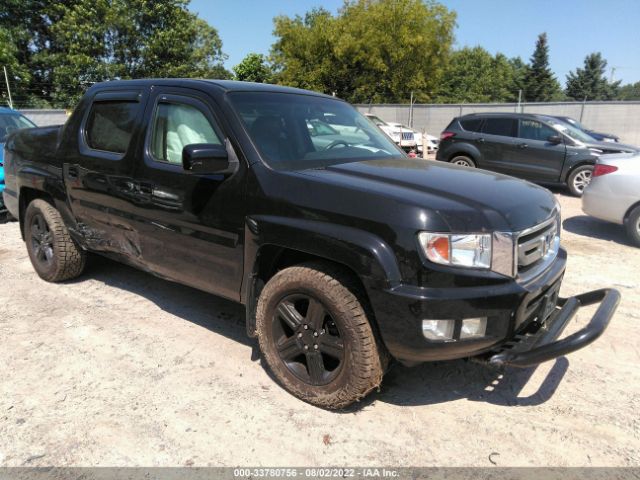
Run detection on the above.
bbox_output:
[256,262,386,409]
[626,205,640,247]
[24,199,86,282]
[450,155,476,168]
[567,165,593,196]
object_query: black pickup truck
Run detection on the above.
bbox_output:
[2,80,620,409]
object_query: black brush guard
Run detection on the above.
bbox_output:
[489,288,620,368]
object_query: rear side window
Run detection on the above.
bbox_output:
[459,118,482,132]
[482,118,517,137]
[518,119,557,142]
[86,101,139,153]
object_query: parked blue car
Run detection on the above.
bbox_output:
[1,108,37,209]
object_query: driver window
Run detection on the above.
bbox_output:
[519,119,556,142]
[151,102,221,164]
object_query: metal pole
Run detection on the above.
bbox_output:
[517,90,522,113]
[409,91,414,128]
[3,66,13,109]
[580,96,587,122]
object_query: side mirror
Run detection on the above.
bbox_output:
[182,143,229,174]
[548,135,562,144]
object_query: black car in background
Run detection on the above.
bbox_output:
[553,116,620,143]
[436,112,637,195]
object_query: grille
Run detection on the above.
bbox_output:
[516,215,559,277]
[401,132,414,141]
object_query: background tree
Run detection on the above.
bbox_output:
[0,0,230,107]
[271,0,456,103]
[0,27,31,106]
[433,47,523,103]
[523,33,561,101]
[233,53,273,83]
[565,53,621,100]
[617,81,640,100]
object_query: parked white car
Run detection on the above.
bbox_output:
[582,153,640,247]
[364,114,416,152]
[423,133,439,155]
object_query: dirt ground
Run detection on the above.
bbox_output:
[0,191,639,467]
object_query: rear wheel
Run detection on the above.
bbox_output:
[256,262,386,409]
[24,199,86,282]
[567,165,593,196]
[626,205,640,247]
[450,155,476,168]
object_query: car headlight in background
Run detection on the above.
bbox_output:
[418,232,491,269]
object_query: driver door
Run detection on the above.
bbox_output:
[128,87,247,301]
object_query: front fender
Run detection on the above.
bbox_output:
[241,215,403,336]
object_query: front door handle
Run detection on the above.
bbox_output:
[518,143,529,149]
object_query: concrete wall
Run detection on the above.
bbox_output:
[355,102,640,146]
[20,102,640,146]
[19,109,70,127]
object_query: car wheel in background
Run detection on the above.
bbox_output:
[450,155,476,168]
[567,165,593,196]
[626,205,640,247]
[24,199,87,282]
[256,262,387,409]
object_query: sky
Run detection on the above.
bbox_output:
[189,0,640,85]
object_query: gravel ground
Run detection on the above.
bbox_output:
[0,192,639,467]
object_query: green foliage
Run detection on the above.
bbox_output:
[271,0,456,103]
[0,27,30,107]
[233,53,273,83]
[433,47,525,103]
[618,81,640,100]
[565,53,621,101]
[523,33,561,101]
[0,0,230,108]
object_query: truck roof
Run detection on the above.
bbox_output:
[87,79,335,99]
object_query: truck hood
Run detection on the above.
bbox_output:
[293,158,557,233]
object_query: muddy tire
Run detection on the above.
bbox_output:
[256,262,386,409]
[450,155,476,168]
[567,165,593,196]
[626,205,640,248]
[24,199,86,282]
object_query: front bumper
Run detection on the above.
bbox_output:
[368,249,619,366]
[488,288,619,367]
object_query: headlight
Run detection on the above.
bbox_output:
[418,232,492,269]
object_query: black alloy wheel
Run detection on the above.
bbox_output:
[272,294,345,386]
[29,213,55,267]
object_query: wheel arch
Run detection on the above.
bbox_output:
[447,145,480,164]
[562,159,595,183]
[18,187,55,240]
[624,200,640,225]
[242,216,402,338]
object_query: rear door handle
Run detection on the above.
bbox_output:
[518,143,528,149]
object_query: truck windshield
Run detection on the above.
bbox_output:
[229,92,403,170]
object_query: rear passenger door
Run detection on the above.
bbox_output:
[508,119,566,182]
[64,88,149,254]
[476,117,519,174]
